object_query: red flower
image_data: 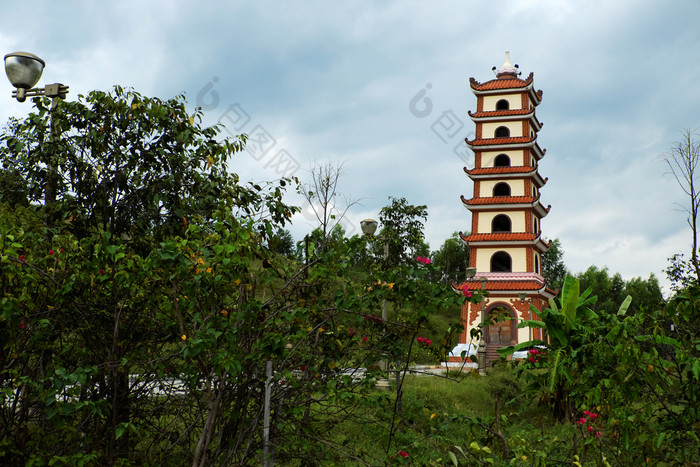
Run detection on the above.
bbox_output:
[19,255,25,262]
[587,426,594,432]
[348,328,356,337]
[99,269,105,275]
[60,248,64,252]
[300,365,307,372]
[19,322,25,329]
[579,417,587,425]
[462,286,473,298]
[399,450,409,458]
[49,250,55,255]
[363,336,368,342]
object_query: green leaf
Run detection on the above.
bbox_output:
[448,451,458,466]
[617,295,632,316]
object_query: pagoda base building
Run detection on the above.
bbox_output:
[448,53,557,367]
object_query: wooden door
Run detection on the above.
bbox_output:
[488,316,513,347]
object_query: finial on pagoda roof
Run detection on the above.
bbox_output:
[495,51,519,78]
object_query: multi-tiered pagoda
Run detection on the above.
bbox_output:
[451,53,557,365]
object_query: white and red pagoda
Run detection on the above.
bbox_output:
[450,53,557,365]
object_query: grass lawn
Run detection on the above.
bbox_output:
[322,365,574,466]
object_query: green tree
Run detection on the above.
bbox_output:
[575,266,624,314]
[541,238,568,290]
[0,89,464,465]
[623,273,666,314]
[377,196,428,268]
[430,231,470,284]
[0,86,294,244]
[266,227,296,257]
[505,276,698,464]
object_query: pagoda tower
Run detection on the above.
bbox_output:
[450,53,556,366]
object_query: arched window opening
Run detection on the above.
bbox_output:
[535,253,540,274]
[491,251,512,272]
[532,186,537,197]
[493,182,511,197]
[496,99,509,111]
[494,154,510,167]
[492,214,512,233]
[495,126,510,138]
[534,217,539,233]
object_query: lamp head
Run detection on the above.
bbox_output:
[465,267,476,279]
[518,292,527,301]
[360,219,378,236]
[4,52,45,90]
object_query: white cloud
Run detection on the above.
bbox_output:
[2,0,699,293]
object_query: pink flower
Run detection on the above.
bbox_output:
[462,286,473,297]
[579,417,587,425]
[584,410,589,415]
[399,450,409,458]
[596,431,602,438]
[19,255,25,262]
[19,322,25,329]
[416,256,423,262]
[587,426,594,432]
[422,257,431,264]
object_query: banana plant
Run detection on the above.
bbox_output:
[499,276,631,421]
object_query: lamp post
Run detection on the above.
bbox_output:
[5,52,69,221]
[4,52,68,103]
[466,267,488,376]
[360,218,390,390]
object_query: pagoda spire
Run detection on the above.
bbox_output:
[495,51,518,78]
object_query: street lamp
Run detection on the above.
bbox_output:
[466,267,488,376]
[4,52,68,102]
[5,52,70,222]
[360,218,390,390]
[360,219,378,236]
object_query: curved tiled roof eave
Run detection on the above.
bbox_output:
[469,72,534,92]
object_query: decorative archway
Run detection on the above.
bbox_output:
[484,303,517,348]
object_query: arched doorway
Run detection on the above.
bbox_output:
[484,304,517,365]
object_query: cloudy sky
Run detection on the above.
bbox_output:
[2,0,699,293]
